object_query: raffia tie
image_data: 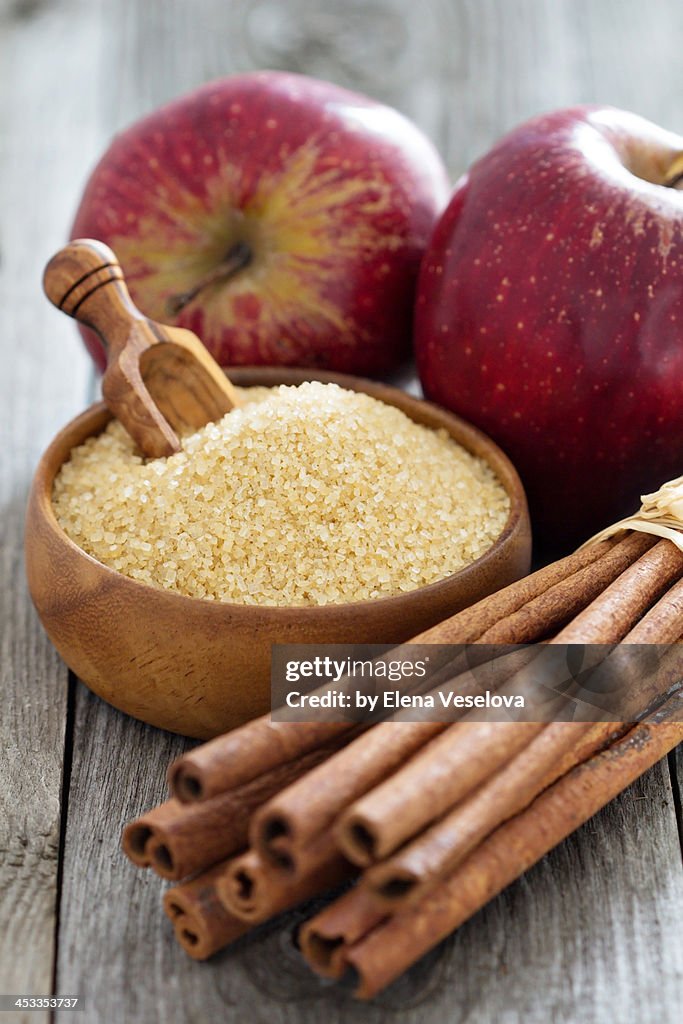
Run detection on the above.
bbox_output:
[581,476,683,553]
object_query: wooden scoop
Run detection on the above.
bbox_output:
[43,239,240,458]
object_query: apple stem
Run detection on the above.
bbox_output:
[663,152,683,189]
[167,241,253,315]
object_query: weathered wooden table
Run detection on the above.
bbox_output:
[2,1,682,1021]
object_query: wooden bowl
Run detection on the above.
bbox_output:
[25,368,531,738]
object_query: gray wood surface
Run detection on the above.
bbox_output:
[0,3,98,1021]
[0,1,681,1023]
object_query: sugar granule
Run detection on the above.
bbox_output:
[52,382,510,606]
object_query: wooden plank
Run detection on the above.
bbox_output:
[0,1,101,1019]
[45,0,683,1021]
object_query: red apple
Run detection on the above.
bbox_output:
[71,71,449,376]
[416,105,683,549]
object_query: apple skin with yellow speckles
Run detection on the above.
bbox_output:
[416,106,683,550]
[71,71,449,376]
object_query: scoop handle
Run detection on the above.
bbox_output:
[43,239,181,457]
[42,239,152,359]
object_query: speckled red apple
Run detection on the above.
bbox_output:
[71,71,449,376]
[416,106,683,549]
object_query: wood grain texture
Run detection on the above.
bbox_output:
[0,0,100,1018]
[0,0,681,1022]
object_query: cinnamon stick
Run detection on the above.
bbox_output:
[578,646,683,726]
[301,721,625,977]
[298,884,387,980]
[252,722,447,873]
[123,741,344,880]
[554,539,683,644]
[343,702,683,998]
[624,574,683,643]
[124,798,242,880]
[163,861,249,960]
[466,539,683,726]
[168,720,357,803]
[477,531,656,643]
[336,720,545,866]
[266,828,350,881]
[217,846,352,923]
[575,580,683,723]
[364,720,620,906]
[411,537,617,645]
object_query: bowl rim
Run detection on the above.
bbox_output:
[31,366,530,621]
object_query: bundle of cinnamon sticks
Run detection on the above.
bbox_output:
[123,530,683,997]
